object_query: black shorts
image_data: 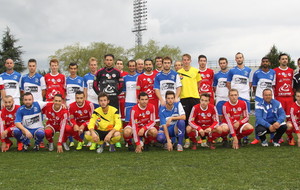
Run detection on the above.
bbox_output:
[95,130,110,141]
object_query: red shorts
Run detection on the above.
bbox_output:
[149,98,159,120]
[118,97,125,120]
[275,96,294,117]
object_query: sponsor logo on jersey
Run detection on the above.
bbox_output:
[161,83,175,90]
[4,82,17,89]
[279,83,290,92]
[25,115,40,126]
[25,86,38,92]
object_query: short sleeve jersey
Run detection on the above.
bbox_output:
[177,67,201,99]
[21,73,46,101]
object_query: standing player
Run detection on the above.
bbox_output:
[83,57,99,108]
[153,56,163,74]
[0,58,21,105]
[66,63,84,106]
[69,91,94,150]
[222,89,254,149]
[44,58,66,101]
[136,59,144,74]
[250,57,275,144]
[85,92,122,153]
[177,54,202,148]
[154,56,182,106]
[123,60,139,123]
[156,91,186,151]
[93,54,122,109]
[123,92,157,153]
[274,53,294,119]
[293,58,300,92]
[14,92,46,151]
[213,57,229,121]
[136,59,159,119]
[43,94,70,153]
[20,59,46,101]
[174,61,183,72]
[187,93,225,150]
[286,91,300,146]
[0,95,22,152]
[115,59,128,120]
[0,76,4,100]
[198,55,215,105]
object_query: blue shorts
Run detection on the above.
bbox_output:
[216,101,227,115]
[161,124,176,137]
[125,102,137,122]
[238,97,250,112]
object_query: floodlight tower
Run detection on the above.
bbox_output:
[132,0,147,51]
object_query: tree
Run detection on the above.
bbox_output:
[0,27,25,73]
[127,40,182,62]
[49,42,128,76]
[265,45,296,70]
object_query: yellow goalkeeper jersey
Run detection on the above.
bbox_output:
[88,106,122,131]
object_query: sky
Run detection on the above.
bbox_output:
[0,0,300,71]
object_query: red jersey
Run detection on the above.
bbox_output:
[153,69,161,76]
[189,104,219,131]
[129,103,156,145]
[290,101,300,133]
[44,73,66,100]
[136,72,158,101]
[69,100,94,127]
[43,103,68,144]
[118,70,128,100]
[274,67,294,97]
[0,104,20,130]
[199,68,214,95]
[222,100,249,137]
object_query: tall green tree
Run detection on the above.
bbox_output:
[0,27,25,73]
[265,45,296,70]
[49,42,128,76]
[127,40,182,62]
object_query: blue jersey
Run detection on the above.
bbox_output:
[213,70,229,102]
[123,73,140,104]
[21,73,46,101]
[154,70,182,101]
[159,102,185,127]
[227,66,252,100]
[251,69,275,102]
[83,72,98,104]
[66,76,84,104]
[15,101,47,129]
[0,71,21,98]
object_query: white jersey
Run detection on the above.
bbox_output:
[213,70,229,102]
[15,101,47,129]
[123,73,139,104]
[20,73,46,101]
[83,72,98,105]
[1,71,21,99]
[66,76,84,105]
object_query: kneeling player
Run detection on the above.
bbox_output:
[69,91,94,150]
[187,93,225,150]
[0,95,22,152]
[123,92,157,153]
[286,91,300,146]
[14,92,46,151]
[85,92,122,153]
[156,91,186,151]
[222,89,254,149]
[43,94,71,153]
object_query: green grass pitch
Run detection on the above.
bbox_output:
[0,116,299,190]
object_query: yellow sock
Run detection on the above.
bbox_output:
[110,135,121,144]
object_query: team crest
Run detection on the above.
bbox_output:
[34,107,38,112]
[237,107,241,111]
[112,74,116,78]
[207,113,211,117]
[84,110,88,114]
[57,79,61,82]
[146,111,150,115]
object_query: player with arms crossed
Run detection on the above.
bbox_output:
[123,92,157,153]
[85,92,122,153]
[221,89,254,149]
[14,92,46,151]
[0,95,21,152]
[156,91,186,151]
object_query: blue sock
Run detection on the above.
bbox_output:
[69,136,74,142]
[34,130,45,145]
[80,133,84,140]
[177,120,185,146]
[157,132,166,144]
[14,128,30,145]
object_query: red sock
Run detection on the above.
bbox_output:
[286,129,294,139]
[124,135,133,145]
[241,129,254,137]
[221,131,229,141]
[45,129,54,143]
[145,136,155,144]
[187,131,197,143]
